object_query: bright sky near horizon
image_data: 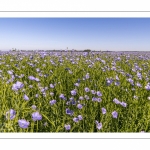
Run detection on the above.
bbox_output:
[0,18,150,51]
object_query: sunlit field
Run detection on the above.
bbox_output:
[0,50,150,132]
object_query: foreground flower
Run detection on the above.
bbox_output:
[12,81,24,91]
[35,94,39,98]
[85,73,90,79]
[32,112,42,121]
[49,100,56,105]
[95,121,102,130]
[145,84,150,90]
[35,78,40,82]
[97,91,102,97]
[24,94,29,101]
[31,105,37,110]
[78,115,83,120]
[28,76,35,80]
[74,83,79,87]
[120,102,127,107]
[50,84,54,88]
[50,92,54,96]
[79,96,84,100]
[59,94,66,100]
[73,117,79,123]
[77,104,83,109]
[18,119,30,128]
[85,87,90,92]
[7,70,13,75]
[71,89,77,96]
[84,95,89,100]
[6,109,16,120]
[66,108,74,116]
[65,124,71,130]
[91,90,96,94]
[112,111,118,118]
[102,108,106,114]
[113,98,120,104]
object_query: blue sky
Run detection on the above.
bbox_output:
[0,18,150,51]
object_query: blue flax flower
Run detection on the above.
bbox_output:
[66,108,74,116]
[59,94,66,100]
[65,124,71,130]
[6,109,16,120]
[113,98,120,104]
[77,104,83,109]
[112,111,118,118]
[95,121,102,130]
[31,105,37,110]
[85,87,90,92]
[18,119,30,129]
[32,112,42,121]
[97,91,102,97]
[24,94,29,101]
[49,100,56,105]
[73,117,79,123]
[120,102,127,107]
[78,115,83,120]
[28,76,35,80]
[12,81,24,91]
[102,108,106,114]
[71,89,77,96]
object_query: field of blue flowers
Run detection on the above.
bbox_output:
[0,50,150,132]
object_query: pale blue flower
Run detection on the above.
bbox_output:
[59,94,66,100]
[97,91,102,97]
[28,76,35,80]
[18,119,30,129]
[77,104,83,109]
[35,78,40,82]
[74,83,79,87]
[12,81,24,91]
[50,84,54,88]
[95,121,102,130]
[31,105,37,110]
[102,108,106,114]
[50,92,54,96]
[112,111,118,118]
[85,87,90,92]
[35,94,39,98]
[91,90,96,94]
[7,70,13,75]
[85,73,90,79]
[113,98,120,104]
[78,115,83,120]
[71,89,77,96]
[120,102,127,107]
[32,112,42,121]
[66,108,74,116]
[24,94,29,101]
[97,98,102,102]
[65,124,71,130]
[73,117,79,123]
[6,109,16,120]
[84,95,89,100]
[145,84,150,90]
[79,96,84,100]
[49,100,56,105]
[92,97,97,101]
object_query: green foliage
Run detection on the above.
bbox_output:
[0,51,149,132]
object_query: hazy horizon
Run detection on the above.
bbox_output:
[0,18,150,51]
